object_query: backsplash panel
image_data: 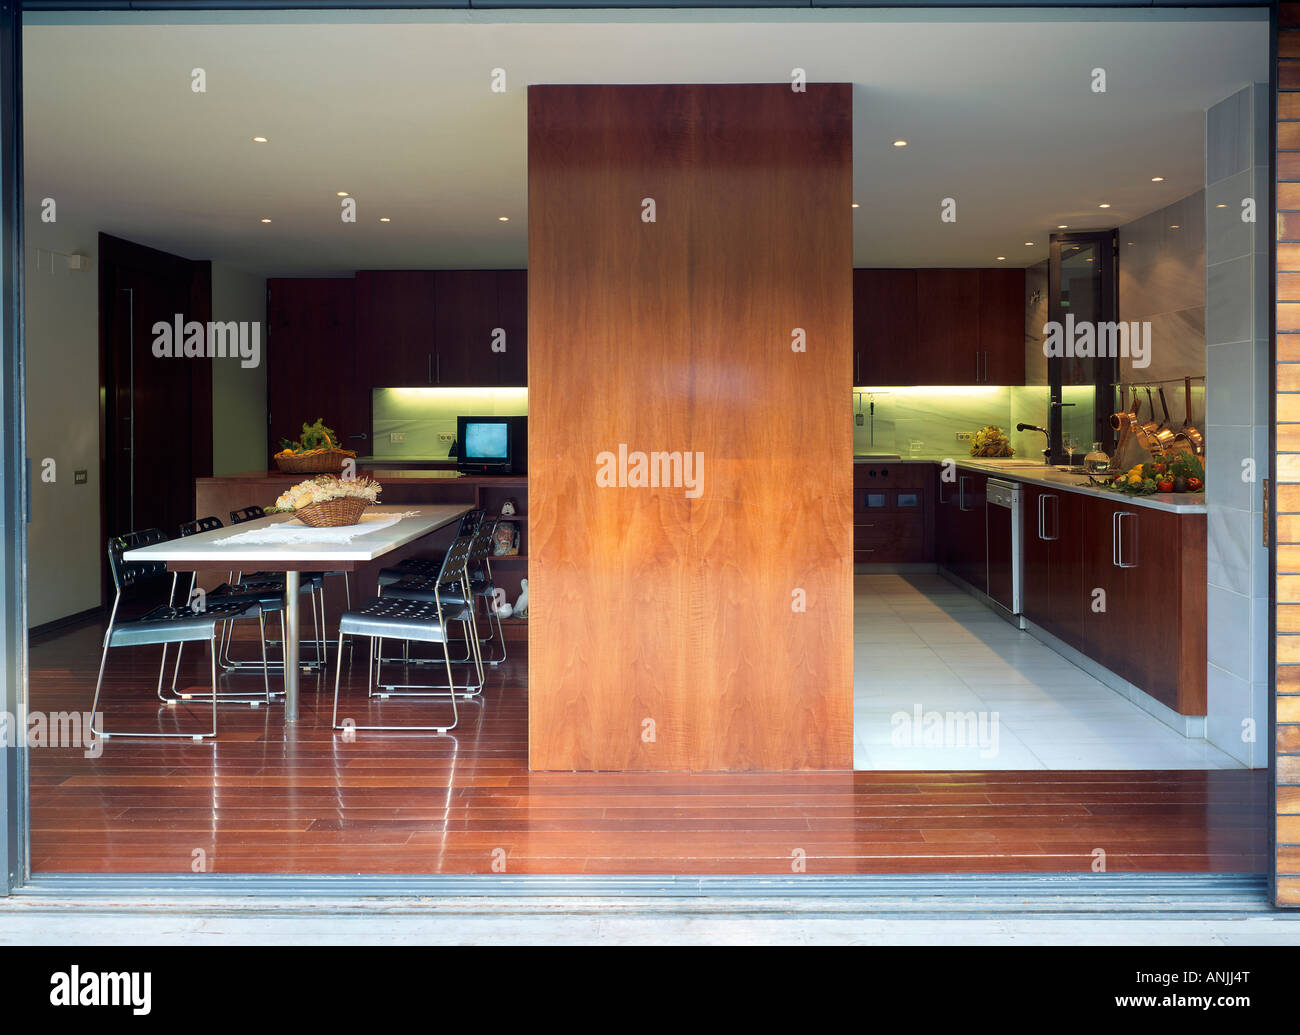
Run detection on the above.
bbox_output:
[372,387,528,458]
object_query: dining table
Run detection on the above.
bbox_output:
[122,504,472,722]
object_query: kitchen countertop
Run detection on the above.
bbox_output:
[854,455,1206,514]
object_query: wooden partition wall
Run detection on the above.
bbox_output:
[527,83,853,771]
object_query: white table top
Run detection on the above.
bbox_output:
[122,505,472,567]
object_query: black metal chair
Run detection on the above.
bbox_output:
[221,507,326,672]
[376,509,484,589]
[381,516,506,674]
[332,534,477,733]
[164,517,288,703]
[90,529,271,741]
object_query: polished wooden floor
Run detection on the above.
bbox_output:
[28,619,1269,875]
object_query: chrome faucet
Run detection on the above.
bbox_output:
[1016,423,1051,465]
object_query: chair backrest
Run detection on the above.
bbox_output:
[179,515,223,538]
[468,517,498,569]
[436,534,475,588]
[456,508,485,537]
[106,528,169,593]
[230,505,265,525]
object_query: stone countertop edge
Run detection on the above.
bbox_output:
[853,456,1206,514]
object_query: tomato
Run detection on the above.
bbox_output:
[1187,477,1203,492]
[1157,479,1174,493]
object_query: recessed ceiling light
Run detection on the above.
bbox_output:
[1151,176,1164,182]
[1170,224,1180,230]
[260,218,272,223]
[336,191,349,197]
[996,256,1006,261]
[892,140,908,148]
[498,216,510,222]
[252,136,268,143]
[1216,203,1227,209]
[379,217,391,223]
[1024,241,1034,246]
[1057,224,1068,229]
[851,203,860,209]
[1085,257,1094,262]
[1098,203,1111,209]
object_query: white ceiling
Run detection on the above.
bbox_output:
[23,10,1269,275]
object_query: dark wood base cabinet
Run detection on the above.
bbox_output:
[853,463,934,563]
[936,470,987,592]
[1021,489,1206,716]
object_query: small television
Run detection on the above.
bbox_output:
[456,415,527,475]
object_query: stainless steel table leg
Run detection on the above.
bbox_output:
[285,570,300,722]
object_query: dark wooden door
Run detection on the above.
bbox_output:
[978,267,1026,385]
[355,271,436,386]
[916,269,981,385]
[432,271,500,386]
[854,269,917,386]
[1081,495,1127,676]
[495,270,528,386]
[266,278,362,463]
[99,234,211,585]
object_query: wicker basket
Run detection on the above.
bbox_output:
[274,449,355,475]
[293,497,368,528]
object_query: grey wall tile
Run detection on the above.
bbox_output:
[1206,424,1252,510]
[1206,86,1251,185]
[1208,583,1252,680]
[1206,663,1251,766]
[1205,254,1253,347]
[1206,169,1254,266]
[1206,338,1255,427]
[1207,503,1253,594]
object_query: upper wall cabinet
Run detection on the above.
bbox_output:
[355,270,438,386]
[356,269,528,388]
[854,267,1026,386]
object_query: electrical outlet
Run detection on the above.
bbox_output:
[438,433,454,443]
[74,470,88,484]
[955,432,973,442]
[389,432,405,443]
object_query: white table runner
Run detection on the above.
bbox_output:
[215,512,414,546]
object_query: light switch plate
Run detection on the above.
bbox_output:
[389,432,404,443]
[74,470,88,484]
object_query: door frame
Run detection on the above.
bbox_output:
[3,0,1282,907]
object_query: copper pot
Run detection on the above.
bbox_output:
[1136,388,1177,454]
[1178,376,1205,456]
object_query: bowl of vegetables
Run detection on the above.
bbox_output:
[273,419,357,474]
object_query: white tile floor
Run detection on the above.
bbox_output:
[854,574,1242,771]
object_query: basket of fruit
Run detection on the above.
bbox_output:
[274,419,356,474]
[271,475,382,527]
[969,425,1014,458]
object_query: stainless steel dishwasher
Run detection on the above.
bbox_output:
[985,478,1022,618]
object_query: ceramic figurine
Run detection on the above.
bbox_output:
[501,497,518,516]
[493,521,518,556]
[513,578,528,619]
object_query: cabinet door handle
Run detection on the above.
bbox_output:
[1037,493,1045,539]
[1050,494,1060,541]
[436,353,441,383]
[855,352,860,384]
[427,354,432,384]
[975,352,980,383]
[1113,510,1138,568]
[983,351,989,382]
[958,475,969,511]
[938,477,949,504]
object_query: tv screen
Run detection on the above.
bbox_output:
[464,421,509,460]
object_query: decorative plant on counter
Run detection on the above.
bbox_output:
[1089,451,1204,496]
[269,475,382,527]
[274,418,357,474]
[969,425,1014,458]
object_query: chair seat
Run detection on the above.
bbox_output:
[233,572,323,595]
[108,599,261,647]
[383,572,492,604]
[208,582,286,611]
[339,597,471,643]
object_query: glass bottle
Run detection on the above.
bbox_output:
[1084,441,1110,474]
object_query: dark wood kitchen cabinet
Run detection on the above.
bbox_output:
[853,462,933,563]
[853,269,916,386]
[1021,484,1085,650]
[355,270,437,386]
[937,469,987,592]
[266,277,368,461]
[978,268,1026,384]
[854,268,1025,386]
[1078,496,1206,714]
[355,269,527,387]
